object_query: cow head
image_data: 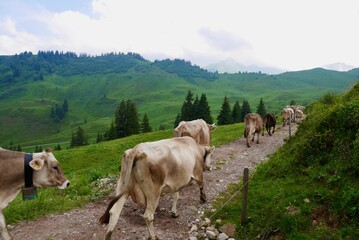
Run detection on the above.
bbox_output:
[203,146,215,171]
[30,149,70,189]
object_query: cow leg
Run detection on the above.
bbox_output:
[199,187,207,203]
[256,133,260,144]
[0,210,13,240]
[143,193,160,240]
[170,192,180,218]
[106,193,129,240]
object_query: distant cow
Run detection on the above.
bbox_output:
[244,113,263,148]
[262,112,276,136]
[0,148,70,240]
[295,109,304,121]
[282,107,294,126]
[173,119,216,146]
[99,137,215,240]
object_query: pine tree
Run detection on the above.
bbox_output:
[180,90,194,121]
[217,96,232,125]
[114,99,140,138]
[141,114,152,133]
[174,114,181,128]
[240,100,251,121]
[256,98,266,117]
[232,100,241,123]
[125,99,140,135]
[192,95,200,119]
[62,99,69,115]
[115,100,127,138]
[70,126,88,147]
[198,93,213,123]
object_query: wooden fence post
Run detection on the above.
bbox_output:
[289,115,292,137]
[241,168,249,225]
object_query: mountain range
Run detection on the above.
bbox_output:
[205,58,357,74]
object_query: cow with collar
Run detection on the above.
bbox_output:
[0,148,69,240]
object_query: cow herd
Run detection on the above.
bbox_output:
[0,108,304,240]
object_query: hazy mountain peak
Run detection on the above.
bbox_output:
[205,58,283,74]
[322,62,355,72]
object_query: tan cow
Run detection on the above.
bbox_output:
[282,107,294,126]
[244,113,263,148]
[0,148,69,240]
[295,109,304,121]
[173,119,216,146]
[99,137,215,240]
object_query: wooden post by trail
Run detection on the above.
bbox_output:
[289,115,292,137]
[241,168,249,225]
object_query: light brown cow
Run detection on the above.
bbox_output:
[295,109,304,121]
[244,113,263,148]
[173,119,216,146]
[99,137,215,240]
[0,148,69,240]
[282,107,294,126]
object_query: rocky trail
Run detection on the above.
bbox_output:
[8,124,297,240]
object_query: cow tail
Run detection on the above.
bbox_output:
[99,193,124,224]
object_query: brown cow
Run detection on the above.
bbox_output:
[0,148,69,240]
[99,137,215,240]
[173,119,216,146]
[244,113,263,147]
[262,112,276,136]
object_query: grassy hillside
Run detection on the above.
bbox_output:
[211,83,359,239]
[0,52,358,148]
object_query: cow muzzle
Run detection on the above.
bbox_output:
[58,180,70,189]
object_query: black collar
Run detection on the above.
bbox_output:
[24,153,34,187]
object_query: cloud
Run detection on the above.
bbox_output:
[199,28,251,52]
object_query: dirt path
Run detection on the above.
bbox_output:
[9,124,297,240]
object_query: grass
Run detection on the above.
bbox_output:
[209,83,359,239]
[3,123,243,224]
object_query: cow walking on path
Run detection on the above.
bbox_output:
[262,112,276,136]
[0,148,69,240]
[99,137,215,240]
[244,113,263,148]
[173,119,216,146]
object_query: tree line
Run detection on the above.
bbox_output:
[69,91,268,147]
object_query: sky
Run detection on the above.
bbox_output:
[0,0,358,71]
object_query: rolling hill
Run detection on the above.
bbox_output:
[0,51,358,147]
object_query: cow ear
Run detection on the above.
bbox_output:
[29,158,45,170]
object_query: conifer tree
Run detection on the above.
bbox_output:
[174,114,181,128]
[62,99,69,115]
[198,93,213,123]
[125,99,140,135]
[240,100,251,121]
[180,90,194,121]
[115,100,127,137]
[256,98,266,117]
[232,100,241,123]
[114,99,140,138]
[141,114,152,133]
[217,96,232,125]
[193,95,200,119]
[70,126,88,147]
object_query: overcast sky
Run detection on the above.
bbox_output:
[0,0,358,71]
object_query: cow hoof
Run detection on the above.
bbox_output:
[170,212,179,218]
[105,231,113,240]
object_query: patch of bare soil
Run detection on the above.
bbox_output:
[9,124,297,240]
